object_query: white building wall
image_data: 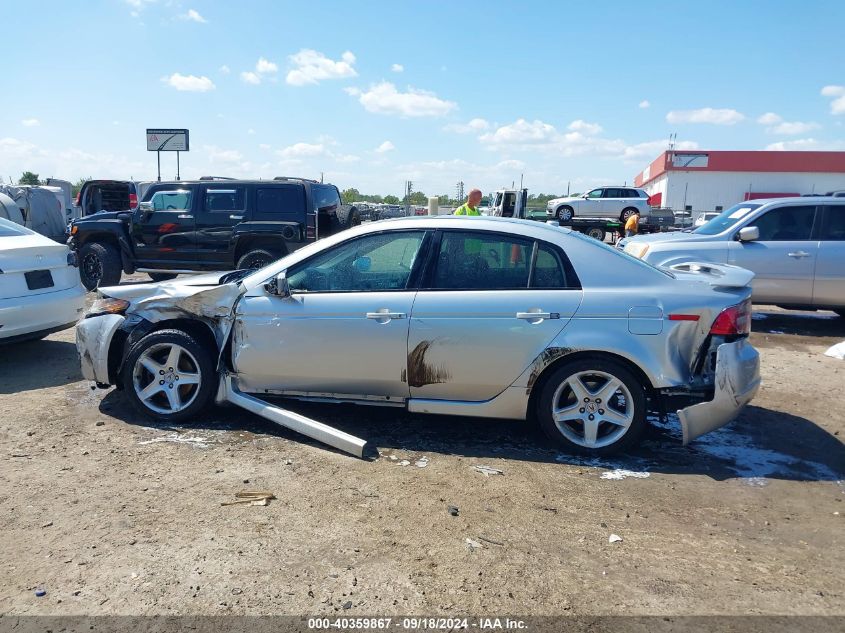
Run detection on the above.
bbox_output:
[645,171,845,211]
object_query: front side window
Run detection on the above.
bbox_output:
[286,231,425,293]
[752,205,816,241]
[204,187,245,213]
[586,189,603,199]
[150,190,192,212]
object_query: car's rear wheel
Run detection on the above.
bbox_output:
[237,248,279,270]
[122,329,216,423]
[556,206,574,222]
[621,207,638,222]
[537,358,647,455]
[148,272,178,282]
[79,241,121,291]
[337,207,361,230]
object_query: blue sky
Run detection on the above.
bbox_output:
[3,0,845,196]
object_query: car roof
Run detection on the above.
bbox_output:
[748,196,845,206]
[150,179,320,185]
[369,214,574,237]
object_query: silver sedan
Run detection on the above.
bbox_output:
[76,216,761,457]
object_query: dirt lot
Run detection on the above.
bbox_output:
[1,292,843,616]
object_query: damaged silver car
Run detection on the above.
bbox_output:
[76,216,761,458]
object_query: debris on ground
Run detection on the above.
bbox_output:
[398,460,411,467]
[415,456,429,468]
[34,587,46,597]
[472,465,504,477]
[600,469,651,480]
[221,491,276,507]
[824,341,845,360]
[447,505,459,516]
[477,535,504,546]
[609,534,623,543]
[465,538,483,550]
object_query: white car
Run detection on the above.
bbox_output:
[694,212,720,227]
[547,187,651,222]
[0,217,85,343]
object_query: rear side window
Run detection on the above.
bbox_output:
[432,231,532,290]
[532,244,568,288]
[204,187,245,213]
[753,205,816,241]
[820,205,845,241]
[313,185,341,210]
[254,186,306,221]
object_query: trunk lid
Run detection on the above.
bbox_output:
[0,234,79,299]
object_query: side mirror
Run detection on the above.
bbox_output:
[265,272,291,298]
[737,226,759,242]
[138,201,153,217]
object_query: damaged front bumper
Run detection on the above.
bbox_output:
[677,338,761,444]
[76,314,125,384]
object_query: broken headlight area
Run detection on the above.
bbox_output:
[86,297,130,319]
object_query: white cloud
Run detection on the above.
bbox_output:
[765,138,845,151]
[638,100,650,109]
[278,142,328,159]
[203,145,243,163]
[623,139,699,162]
[162,73,215,92]
[286,49,357,86]
[350,81,456,118]
[181,8,206,23]
[479,119,559,145]
[21,118,40,127]
[256,57,278,74]
[757,112,782,125]
[219,65,230,74]
[821,85,845,115]
[666,108,745,125]
[335,154,361,163]
[444,118,490,133]
[240,71,261,85]
[567,120,603,135]
[375,141,395,153]
[391,64,404,73]
[259,143,271,150]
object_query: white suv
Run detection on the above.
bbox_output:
[547,187,651,222]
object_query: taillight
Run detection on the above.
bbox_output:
[129,193,138,209]
[75,191,81,206]
[710,300,751,336]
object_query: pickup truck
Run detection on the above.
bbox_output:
[68,178,360,290]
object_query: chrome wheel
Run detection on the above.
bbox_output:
[132,343,202,415]
[557,207,573,222]
[550,370,635,448]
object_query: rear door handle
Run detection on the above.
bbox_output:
[230,214,243,220]
[366,309,406,322]
[516,311,559,321]
[787,251,810,258]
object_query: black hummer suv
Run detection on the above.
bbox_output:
[68,178,360,290]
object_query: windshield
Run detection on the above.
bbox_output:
[693,202,761,235]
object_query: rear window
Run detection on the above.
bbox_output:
[83,182,131,213]
[0,217,33,237]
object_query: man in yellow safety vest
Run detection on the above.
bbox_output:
[454,188,483,216]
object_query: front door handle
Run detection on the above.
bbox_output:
[516,310,559,322]
[366,309,406,323]
[177,214,193,219]
[787,251,810,258]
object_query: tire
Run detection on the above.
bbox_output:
[121,329,216,423]
[586,227,606,241]
[337,207,361,230]
[556,206,574,222]
[536,358,647,456]
[236,248,279,270]
[79,241,121,291]
[621,207,638,222]
[148,272,178,282]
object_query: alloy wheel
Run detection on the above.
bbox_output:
[132,343,202,415]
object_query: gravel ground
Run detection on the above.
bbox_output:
[1,291,843,616]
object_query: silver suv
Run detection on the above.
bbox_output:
[547,187,651,222]
[621,198,845,316]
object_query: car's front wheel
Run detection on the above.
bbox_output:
[122,329,216,423]
[537,358,647,455]
[556,206,574,222]
[79,241,122,291]
[621,207,638,222]
[237,248,279,270]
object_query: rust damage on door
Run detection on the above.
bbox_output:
[407,339,451,388]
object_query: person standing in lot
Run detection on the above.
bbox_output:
[624,210,640,237]
[454,188,483,216]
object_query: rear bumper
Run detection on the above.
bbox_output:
[677,339,761,444]
[0,284,85,341]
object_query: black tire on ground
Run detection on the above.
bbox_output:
[556,206,574,222]
[536,357,647,456]
[148,273,178,282]
[336,207,361,230]
[121,329,217,423]
[79,241,122,291]
[236,248,279,270]
[586,227,606,241]
[621,207,638,222]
